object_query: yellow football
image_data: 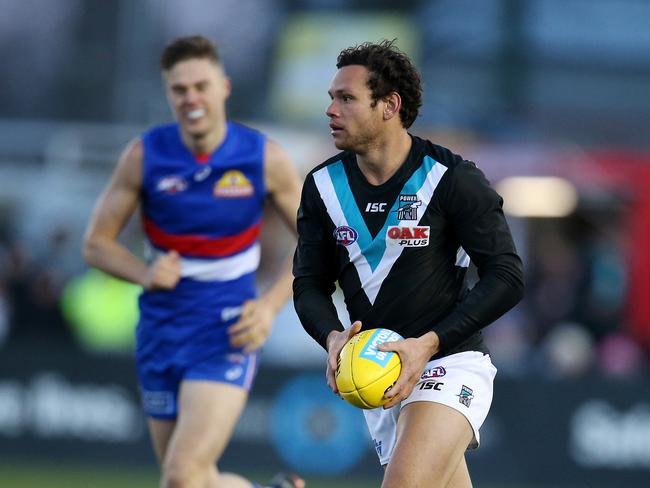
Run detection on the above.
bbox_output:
[335,328,403,409]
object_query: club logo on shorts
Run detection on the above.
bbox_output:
[334,226,358,246]
[396,194,421,220]
[214,170,254,197]
[457,385,474,408]
[421,366,447,379]
[142,390,175,415]
[387,226,430,247]
[225,366,244,381]
[374,439,383,457]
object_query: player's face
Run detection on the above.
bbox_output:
[326,65,384,152]
[163,58,231,138]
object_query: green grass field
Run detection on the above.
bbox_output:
[0,464,382,488]
[0,464,567,488]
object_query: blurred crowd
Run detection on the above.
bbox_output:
[0,198,648,380]
[1,0,649,380]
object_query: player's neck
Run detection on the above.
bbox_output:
[181,122,227,156]
[356,130,411,186]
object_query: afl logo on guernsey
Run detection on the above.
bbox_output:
[334,226,358,246]
[157,175,188,194]
[214,170,254,198]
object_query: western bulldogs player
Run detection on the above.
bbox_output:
[84,36,304,488]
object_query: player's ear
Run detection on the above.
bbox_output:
[383,92,401,120]
[223,77,232,99]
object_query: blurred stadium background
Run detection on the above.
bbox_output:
[1,0,649,487]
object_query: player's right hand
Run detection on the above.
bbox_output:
[142,250,181,290]
[325,320,362,395]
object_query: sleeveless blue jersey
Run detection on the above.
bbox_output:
[137,121,266,365]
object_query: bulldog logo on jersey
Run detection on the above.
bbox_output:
[214,170,254,198]
[387,226,430,247]
[396,194,422,220]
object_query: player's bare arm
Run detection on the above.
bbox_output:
[83,139,181,290]
[228,139,301,352]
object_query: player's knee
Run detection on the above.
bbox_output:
[382,465,447,488]
[161,456,203,488]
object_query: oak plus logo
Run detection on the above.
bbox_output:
[387,226,430,247]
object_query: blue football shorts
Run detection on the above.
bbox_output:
[137,350,260,419]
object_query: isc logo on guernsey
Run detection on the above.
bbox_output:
[387,226,430,247]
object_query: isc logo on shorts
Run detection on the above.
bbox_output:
[387,226,429,247]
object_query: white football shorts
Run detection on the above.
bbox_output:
[363,351,497,466]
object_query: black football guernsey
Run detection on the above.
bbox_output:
[293,135,524,359]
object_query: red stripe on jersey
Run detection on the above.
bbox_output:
[143,217,260,257]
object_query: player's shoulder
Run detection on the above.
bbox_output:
[228,120,264,139]
[414,135,467,170]
[415,135,482,183]
[305,151,349,179]
[143,122,177,140]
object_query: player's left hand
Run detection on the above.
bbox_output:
[378,331,440,409]
[227,298,275,352]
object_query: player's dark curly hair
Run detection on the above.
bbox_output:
[160,35,221,71]
[336,39,422,128]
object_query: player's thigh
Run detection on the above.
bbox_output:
[446,456,472,488]
[147,417,176,464]
[164,380,248,466]
[382,402,473,488]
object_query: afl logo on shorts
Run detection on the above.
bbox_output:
[214,170,254,198]
[334,226,358,246]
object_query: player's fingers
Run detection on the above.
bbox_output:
[241,300,256,315]
[227,312,255,333]
[229,325,253,342]
[383,380,403,400]
[327,350,339,373]
[326,366,338,394]
[243,336,264,353]
[377,340,401,352]
[167,250,180,260]
[347,320,362,338]
[383,379,412,408]
[230,329,254,348]
[384,367,416,401]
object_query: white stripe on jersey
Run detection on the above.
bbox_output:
[158,242,261,281]
[313,161,448,305]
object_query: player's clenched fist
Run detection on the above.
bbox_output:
[143,250,181,290]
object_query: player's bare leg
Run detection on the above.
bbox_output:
[444,456,472,488]
[160,380,250,488]
[148,418,177,464]
[381,402,473,488]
